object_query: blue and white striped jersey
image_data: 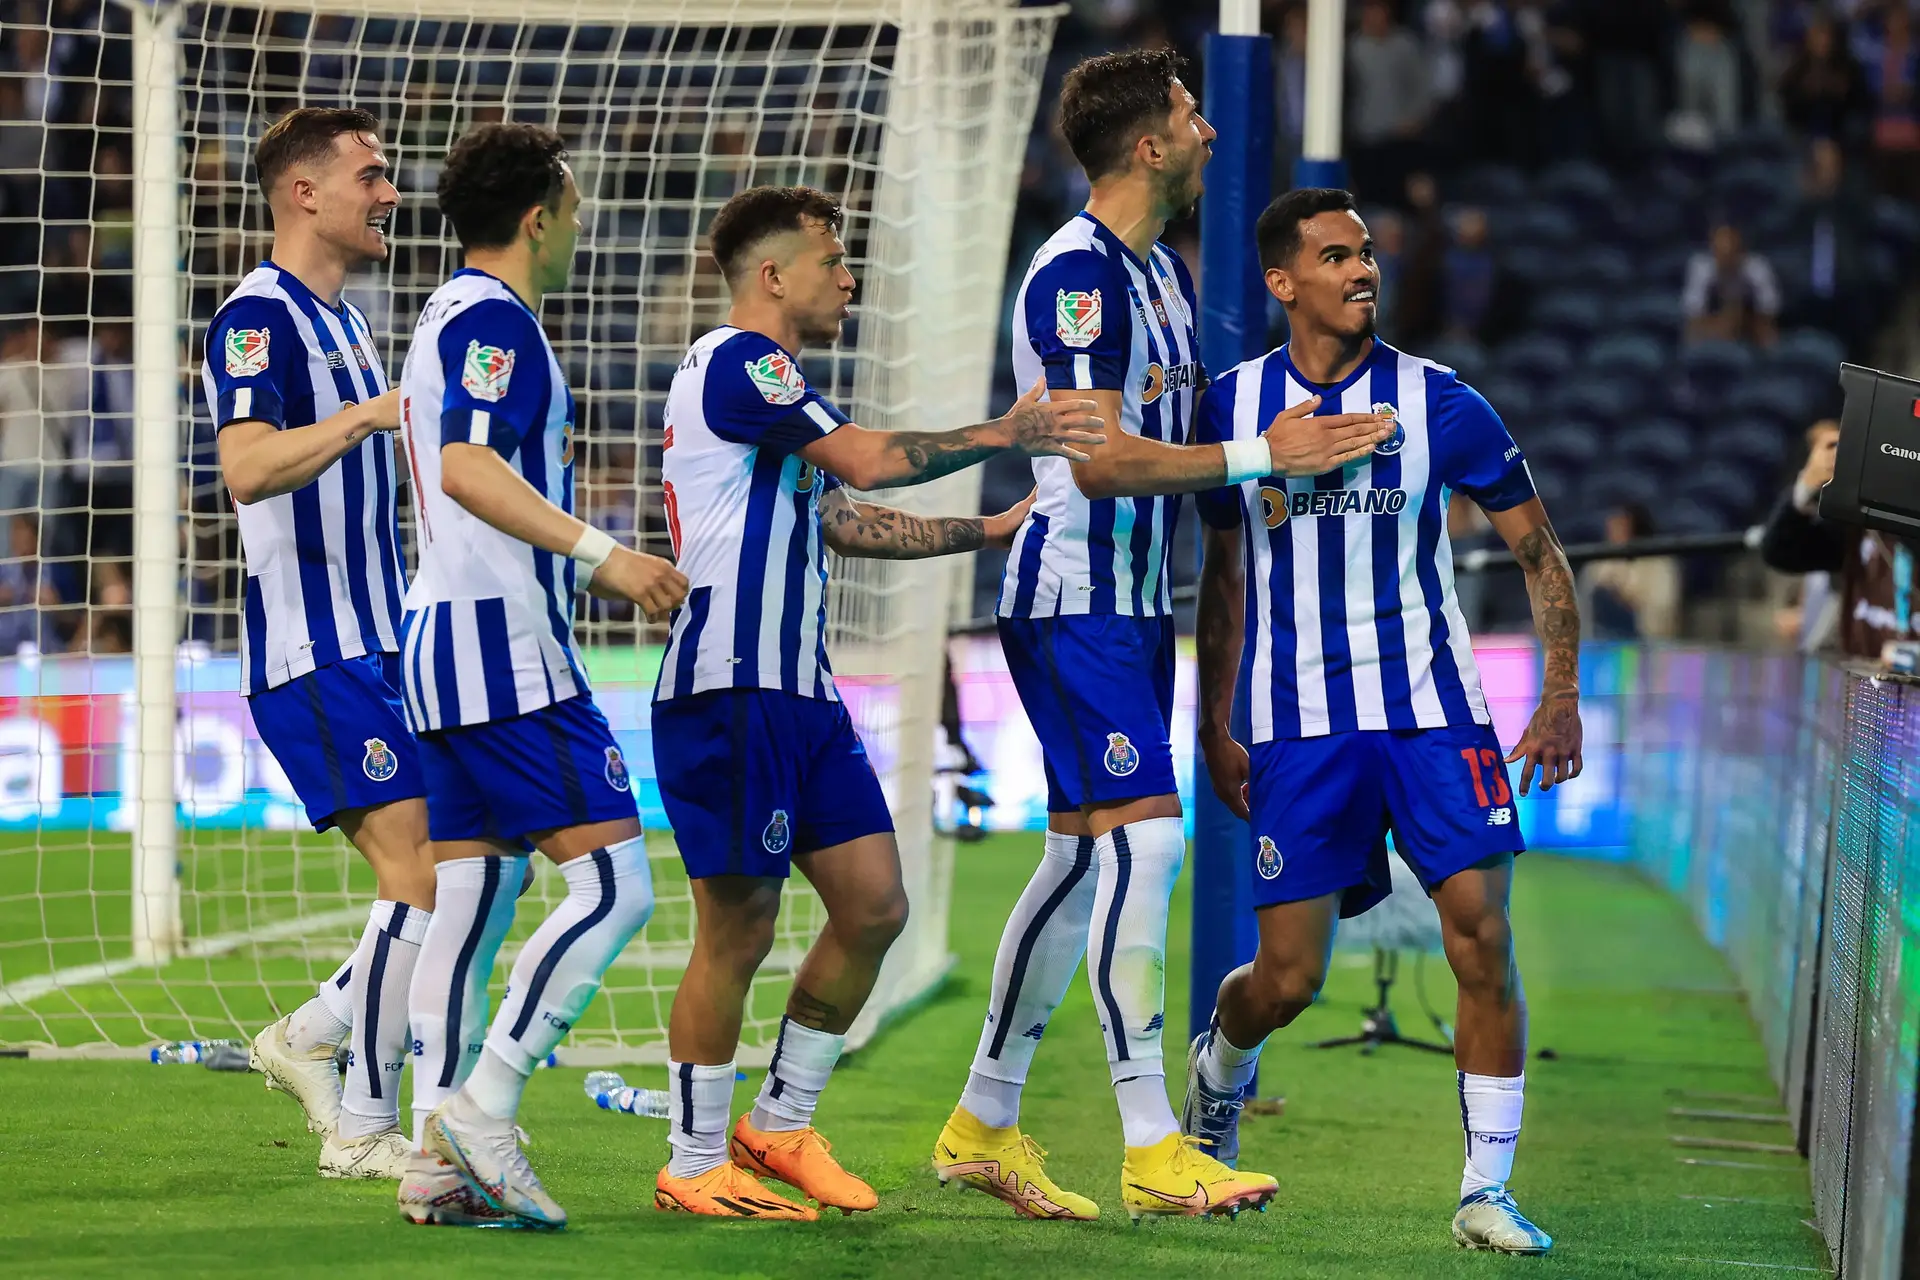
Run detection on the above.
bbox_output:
[1193,341,1536,742]
[997,212,1206,619]
[653,325,852,704]
[201,262,405,696]
[397,269,585,732]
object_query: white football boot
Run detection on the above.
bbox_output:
[1452,1187,1554,1254]
[319,1126,412,1180]
[397,1149,523,1227]
[425,1092,567,1229]
[249,1014,342,1137]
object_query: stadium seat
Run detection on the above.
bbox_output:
[1722,374,1817,429]
[1495,334,1574,385]
[1567,246,1633,291]
[1643,244,1699,289]
[1498,245,1562,288]
[1526,465,1573,510]
[1530,291,1606,345]
[1522,421,1603,470]
[1474,375,1537,423]
[1499,202,1580,248]
[1425,337,1488,383]
[1585,332,1668,379]
[1450,163,1528,206]
[1606,292,1686,342]
[1612,420,1694,469]
[1774,327,1846,382]
[1611,196,1688,248]
[1583,465,1663,510]
[1711,159,1796,222]
[1534,160,1616,228]
[1655,497,1729,534]
[1682,463,1765,520]
[1679,339,1757,401]
[1548,377,1642,426]
[1874,196,1920,257]
[1700,418,1793,477]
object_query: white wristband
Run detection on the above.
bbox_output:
[569,524,618,570]
[1221,437,1271,486]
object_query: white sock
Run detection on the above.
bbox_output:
[1115,1073,1177,1148]
[469,836,654,1122]
[1197,1015,1264,1094]
[337,900,430,1141]
[285,956,354,1054]
[1459,1071,1525,1198]
[751,1017,845,1132]
[1088,817,1184,1147]
[960,831,1097,1127]
[407,855,526,1148]
[668,1059,735,1179]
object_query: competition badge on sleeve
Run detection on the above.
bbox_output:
[461,340,516,402]
[1056,289,1103,349]
[224,327,270,377]
[745,350,807,406]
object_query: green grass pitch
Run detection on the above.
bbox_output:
[0,836,1825,1278]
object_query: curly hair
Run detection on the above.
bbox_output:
[436,124,569,251]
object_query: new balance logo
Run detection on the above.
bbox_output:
[1487,807,1513,826]
[1145,1013,1164,1033]
[1022,1023,1047,1041]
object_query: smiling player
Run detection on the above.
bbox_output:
[1185,188,1582,1255]
[207,107,432,1181]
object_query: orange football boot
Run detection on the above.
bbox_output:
[654,1161,818,1220]
[729,1113,879,1214]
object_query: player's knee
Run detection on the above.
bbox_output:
[1251,959,1325,1023]
[840,887,909,958]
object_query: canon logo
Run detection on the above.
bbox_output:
[1881,442,1920,462]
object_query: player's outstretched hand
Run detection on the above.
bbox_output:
[999,375,1106,462]
[983,488,1037,549]
[1198,723,1251,821]
[590,546,689,623]
[1261,395,1395,477]
[363,388,403,432]
[1504,694,1584,796]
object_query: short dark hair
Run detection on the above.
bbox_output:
[436,124,569,251]
[709,185,844,286]
[1256,188,1359,271]
[255,107,381,199]
[1057,48,1187,182]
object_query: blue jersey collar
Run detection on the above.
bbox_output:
[1276,337,1393,400]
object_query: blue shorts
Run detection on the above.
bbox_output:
[417,694,638,846]
[652,688,894,879]
[247,652,423,832]
[1246,724,1525,916]
[997,614,1176,812]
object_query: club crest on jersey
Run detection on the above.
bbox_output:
[746,351,807,406]
[1256,836,1283,880]
[461,341,515,402]
[350,343,371,371]
[1371,403,1405,455]
[224,327,270,377]
[361,738,398,783]
[763,808,792,855]
[603,746,631,793]
[1103,731,1140,777]
[1056,289,1102,348]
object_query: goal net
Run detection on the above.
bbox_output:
[0,0,1058,1062]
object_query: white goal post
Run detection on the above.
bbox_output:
[0,0,1059,1061]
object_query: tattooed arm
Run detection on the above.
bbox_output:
[799,377,1104,491]
[1485,498,1584,795]
[819,488,1032,560]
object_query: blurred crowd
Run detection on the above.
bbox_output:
[5,1,1920,652]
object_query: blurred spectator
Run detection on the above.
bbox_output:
[92,142,133,269]
[0,321,58,516]
[71,559,130,655]
[56,320,134,563]
[1683,221,1781,345]
[1459,1,1535,168]
[1389,170,1447,343]
[1579,0,1672,165]
[1862,2,1920,202]
[1670,8,1745,151]
[1781,137,1876,348]
[1778,13,1872,147]
[1759,418,1918,658]
[1369,208,1405,331]
[1440,205,1496,341]
[1581,503,1681,639]
[1274,2,1308,181]
[1347,0,1431,206]
[0,513,56,655]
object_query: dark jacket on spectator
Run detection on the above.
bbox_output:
[1760,487,1917,658]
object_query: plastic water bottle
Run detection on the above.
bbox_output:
[152,1038,242,1065]
[582,1070,671,1119]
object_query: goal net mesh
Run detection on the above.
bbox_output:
[0,0,1057,1061]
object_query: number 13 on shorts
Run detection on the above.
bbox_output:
[1460,747,1513,809]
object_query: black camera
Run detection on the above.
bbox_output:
[1825,362,1920,536]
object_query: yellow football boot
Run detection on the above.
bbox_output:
[730,1114,878,1215]
[931,1106,1099,1221]
[1120,1133,1278,1222]
[653,1161,818,1220]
